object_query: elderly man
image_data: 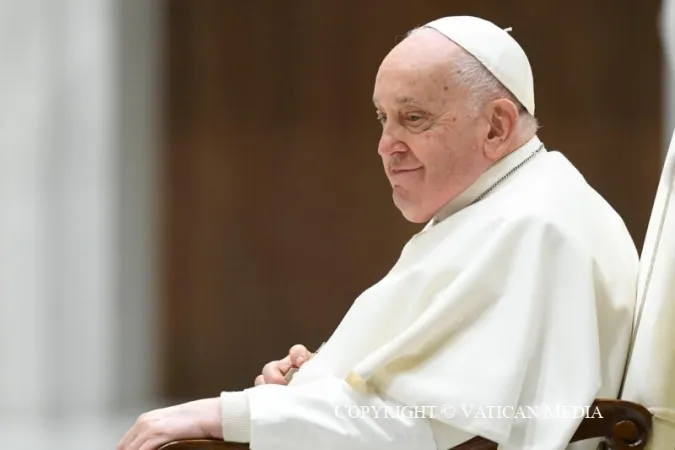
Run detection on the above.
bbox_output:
[118,16,638,450]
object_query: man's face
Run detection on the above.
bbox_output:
[373,30,491,223]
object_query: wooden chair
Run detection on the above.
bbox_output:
[158,132,675,450]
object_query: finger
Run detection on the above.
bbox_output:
[117,421,141,450]
[261,360,290,384]
[277,355,293,373]
[116,433,128,450]
[289,344,312,367]
[128,432,150,450]
[254,374,266,386]
[125,428,147,450]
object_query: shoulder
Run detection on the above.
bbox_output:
[487,151,633,245]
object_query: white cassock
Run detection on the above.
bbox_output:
[221,135,639,449]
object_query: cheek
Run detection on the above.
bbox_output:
[412,133,462,177]
[407,132,443,164]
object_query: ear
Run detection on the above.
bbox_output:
[483,99,519,161]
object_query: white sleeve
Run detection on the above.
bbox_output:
[221,376,440,450]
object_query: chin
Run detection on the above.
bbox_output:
[393,195,433,223]
[401,210,433,223]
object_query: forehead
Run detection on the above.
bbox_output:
[372,30,462,109]
[372,66,449,109]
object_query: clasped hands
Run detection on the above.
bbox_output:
[116,345,313,450]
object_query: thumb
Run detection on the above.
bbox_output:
[289,344,312,367]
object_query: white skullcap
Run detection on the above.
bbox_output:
[423,16,535,115]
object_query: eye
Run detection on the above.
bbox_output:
[376,112,387,124]
[407,114,422,122]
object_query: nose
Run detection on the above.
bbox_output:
[377,129,406,156]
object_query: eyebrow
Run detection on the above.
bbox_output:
[372,96,421,107]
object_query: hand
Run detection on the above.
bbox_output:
[254,344,313,386]
[116,398,221,450]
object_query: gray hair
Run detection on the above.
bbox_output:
[407,27,540,137]
[452,50,539,136]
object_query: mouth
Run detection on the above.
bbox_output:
[389,167,423,176]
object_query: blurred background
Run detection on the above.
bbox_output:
[0,0,673,449]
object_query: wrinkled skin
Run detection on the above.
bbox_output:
[374,28,524,222]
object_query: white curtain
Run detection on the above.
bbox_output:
[0,0,160,448]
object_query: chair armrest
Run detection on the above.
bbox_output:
[156,399,653,450]
[450,398,653,450]
[572,398,652,449]
[157,440,247,450]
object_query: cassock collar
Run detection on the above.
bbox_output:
[429,135,545,226]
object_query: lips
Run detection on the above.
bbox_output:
[390,167,422,175]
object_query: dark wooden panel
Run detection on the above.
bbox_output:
[160,0,663,400]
